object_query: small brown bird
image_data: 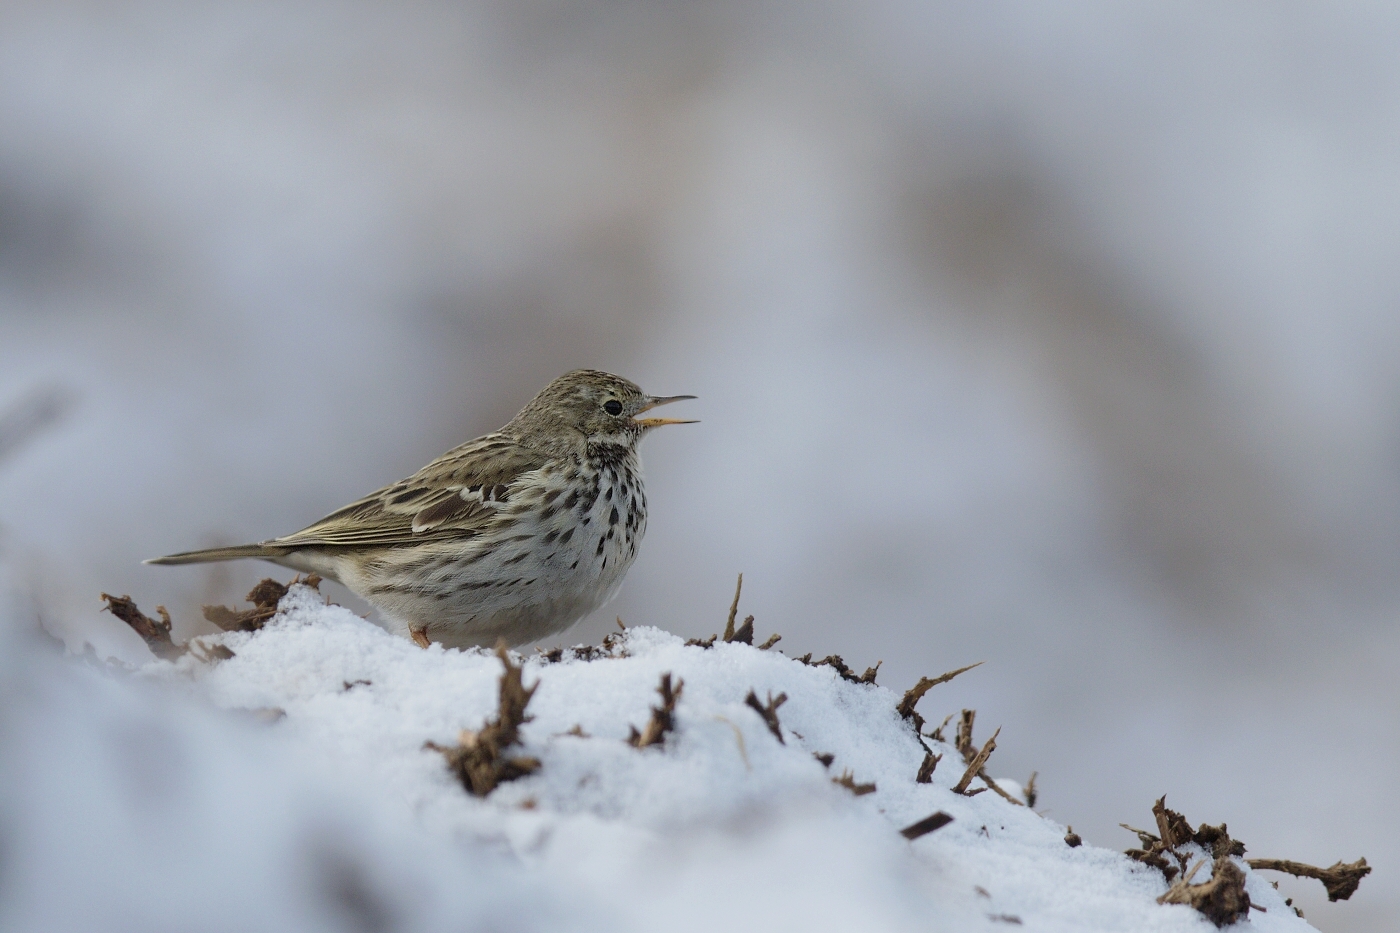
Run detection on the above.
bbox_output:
[148,370,695,648]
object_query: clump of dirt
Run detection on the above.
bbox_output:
[1157,857,1250,927]
[1123,797,1236,884]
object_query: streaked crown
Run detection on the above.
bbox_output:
[504,370,695,453]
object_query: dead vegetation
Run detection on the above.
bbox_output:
[203,575,319,632]
[900,811,954,840]
[627,673,683,748]
[938,709,1023,805]
[723,573,749,643]
[425,644,540,796]
[895,661,983,733]
[1156,857,1251,928]
[832,770,877,796]
[100,594,184,660]
[1122,797,1243,885]
[685,573,781,649]
[744,690,787,744]
[1245,858,1371,902]
[99,570,1373,926]
[1120,796,1369,925]
[537,629,628,663]
[793,653,881,684]
[191,642,236,663]
[951,725,1002,797]
[103,575,319,659]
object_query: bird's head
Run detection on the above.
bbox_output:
[508,369,696,452]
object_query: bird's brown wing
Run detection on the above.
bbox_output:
[269,433,549,550]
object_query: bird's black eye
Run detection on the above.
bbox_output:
[603,399,623,416]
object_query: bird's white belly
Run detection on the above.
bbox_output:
[345,459,647,648]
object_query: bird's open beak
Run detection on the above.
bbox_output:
[634,394,698,428]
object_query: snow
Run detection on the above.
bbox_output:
[0,583,1314,932]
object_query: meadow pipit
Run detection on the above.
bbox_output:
[148,370,695,648]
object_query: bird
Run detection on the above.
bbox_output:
[147,370,695,649]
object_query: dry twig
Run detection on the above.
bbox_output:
[952,727,1000,796]
[426,643,540,796]
[722,573,742,641]
[833,770,876,796]
[900,811,954,840]
[1247,858,1370,902]
[684,573,780,648]
[956,709,977,761]
[627,673,683,748]
[978,772,1025,806]
[946,710,1021,804]
[916,751,941,784]
[101,594,184,660]
[1153,796,1195,851]
[795,653,880,684]
[743,690,787,744]
[896,661,984,732]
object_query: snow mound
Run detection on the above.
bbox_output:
[1,584,1312,932]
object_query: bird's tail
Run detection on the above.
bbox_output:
[144,543,286,566]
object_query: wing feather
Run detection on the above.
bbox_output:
[270,433,548,550]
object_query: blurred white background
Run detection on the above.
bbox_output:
[1,2,1396,928]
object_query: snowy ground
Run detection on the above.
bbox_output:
[0,582,1320,932]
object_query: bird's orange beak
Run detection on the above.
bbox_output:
[634,394,698,428]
